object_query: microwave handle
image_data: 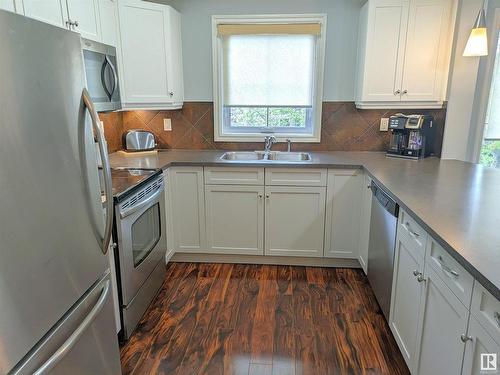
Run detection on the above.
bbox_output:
[106,55,118,99]
[100,56,117,100]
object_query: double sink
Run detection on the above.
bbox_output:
[221,151,312,162]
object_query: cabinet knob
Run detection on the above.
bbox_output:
[413,270,420,277]
[460,334,472,343]
[258,194,263,199]
[266,194,270,199]
[65,20,72,28]
[416,274,427,283]
[74,20,79,27]
[169,91,174,97]
[394,90,401,95]
[402,90,408,95]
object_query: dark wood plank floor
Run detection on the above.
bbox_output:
[120,262,410,375]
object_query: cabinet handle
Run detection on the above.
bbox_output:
[416,274,427,283]
[402,90,408,95]
[413,270,420,277]
[405,222,420,238]
[436,255,459,278]
[460,334,473,343]
[394,90,401,95]
[494,311,500,328]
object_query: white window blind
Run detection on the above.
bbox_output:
[222,34,316,107]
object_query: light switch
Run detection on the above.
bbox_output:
[163,118,172,131]
[380,118,389,131]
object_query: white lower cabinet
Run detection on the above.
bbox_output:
[265,186,326,257]
[413,264,469,375]
[324,169,363,258]
[462,314,500,375]
[358,174,372,273]
[169,167,206,253]
[205,185,264,255]
[389,233,425,370]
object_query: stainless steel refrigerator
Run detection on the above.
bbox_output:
[0,10,121,375]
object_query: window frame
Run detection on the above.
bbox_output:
[211,14,327,143]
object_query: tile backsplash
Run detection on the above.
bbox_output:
[100,102,446,155]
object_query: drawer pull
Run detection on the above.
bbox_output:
[460,334,473,343]
[495,311,500,328]
[405,221,420,238]
[437,255,459,278]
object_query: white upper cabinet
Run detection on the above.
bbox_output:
[117,0,184,109]
[356,0,457,109]
[66,0,101,41]
[98,0,118,46]
[22,0,69,28]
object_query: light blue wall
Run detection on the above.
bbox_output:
[159,0,364,101]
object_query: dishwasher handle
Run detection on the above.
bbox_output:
[370,181,399,217]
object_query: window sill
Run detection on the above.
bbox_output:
[214,133,321,143]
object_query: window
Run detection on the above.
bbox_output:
[212,15,327,142]
[479,27,500,168]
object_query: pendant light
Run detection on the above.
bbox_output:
[463,1,488,57]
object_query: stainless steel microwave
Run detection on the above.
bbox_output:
[81,38,121,112]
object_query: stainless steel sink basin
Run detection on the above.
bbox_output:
[267,152,312,161]
[220,151,266,161]
[220,151,312,162]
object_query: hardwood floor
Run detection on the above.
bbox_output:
[120,262,410,375]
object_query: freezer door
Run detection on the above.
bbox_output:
[0,11,111,373]
[10,272,121,375]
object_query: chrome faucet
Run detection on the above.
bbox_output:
[264,135,277,153]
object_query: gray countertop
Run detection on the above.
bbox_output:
[110,149,500,300]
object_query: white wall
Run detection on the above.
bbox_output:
[157,0,364,101]
[441,0,483,160]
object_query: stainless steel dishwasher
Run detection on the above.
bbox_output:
[367,180,399,320]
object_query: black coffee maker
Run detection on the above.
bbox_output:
[386,114,435,159]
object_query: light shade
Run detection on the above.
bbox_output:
[463,8,488,57]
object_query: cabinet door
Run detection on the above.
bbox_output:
[401,0,454,102]
[170,167,206,253]
[22,0,69,28]
[462,315,500,375]
[324,169,363,258]
[205,185,264,255]
[98,0,118,46]
[359,0,409,102]
[389,235,424,370]
[66,0,101,41]
[118,0,172,104]
[164,6,184,104]
[358,174,372,273]
[414,265,469,375]
[265,186,326,257]
[0,0,15,11]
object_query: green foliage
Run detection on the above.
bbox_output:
[229,106,308,128]
[479,140,500,168]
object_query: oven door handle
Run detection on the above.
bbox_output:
[120,187,163,219]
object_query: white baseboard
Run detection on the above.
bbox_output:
[170,252,361,268]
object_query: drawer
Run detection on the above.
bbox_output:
[397,226,426,265]
[398,209,427,255]
[471,281,500,345]
[426,238,474,308]
[204,167,264,185]
[265,168,327,186]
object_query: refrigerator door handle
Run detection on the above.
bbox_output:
[82,88,113,254]
[32,280,111,375]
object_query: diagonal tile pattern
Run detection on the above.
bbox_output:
[100,102,446,154]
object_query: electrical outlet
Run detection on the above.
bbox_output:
[380,117,389,131]
[163,118,172,131]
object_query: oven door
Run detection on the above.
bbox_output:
[116,189,166,307]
